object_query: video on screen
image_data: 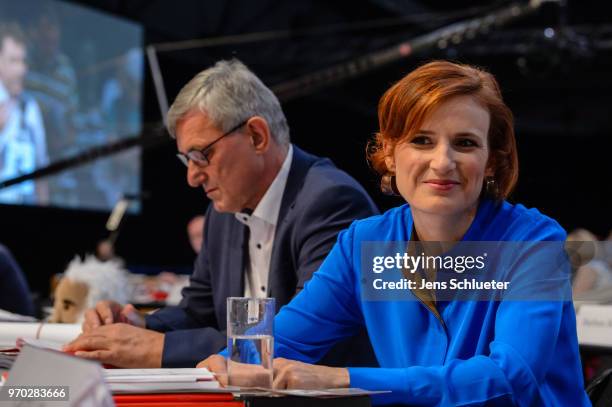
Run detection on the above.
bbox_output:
[0,0,143,212]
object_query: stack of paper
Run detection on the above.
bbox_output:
[271,388,391,397]
[0,322,81,348]
[0,347,18,369]
[0,338,67,370]
[104,368,220,393]
[16,337,66,351]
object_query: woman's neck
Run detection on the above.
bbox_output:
[411,205,478,242]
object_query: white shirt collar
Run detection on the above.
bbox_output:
[235,144,293,227]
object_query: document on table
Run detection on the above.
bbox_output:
[104,369,389,397]
[0,336,72,369]
[105,368,215,382]
[271,388,391,397]
[0,322,81,348]
[104,368,220,393]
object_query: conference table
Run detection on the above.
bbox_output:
[113,392,372,407]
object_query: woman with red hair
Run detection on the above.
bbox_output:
[200,61,589,406]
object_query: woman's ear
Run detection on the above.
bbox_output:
[383,140,396,172]
[485,158,495,177]
[246,116,270,154]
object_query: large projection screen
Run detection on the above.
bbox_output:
[0,0,143,212]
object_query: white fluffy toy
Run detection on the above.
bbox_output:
[49,256,130,323]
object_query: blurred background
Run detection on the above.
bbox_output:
[0,0,610,300]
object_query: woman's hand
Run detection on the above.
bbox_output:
[272,358,349,389]
[197,354,228,386]
[198,355,350,390]
[198,355,273,388]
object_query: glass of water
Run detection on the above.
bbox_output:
[226,297,275,388]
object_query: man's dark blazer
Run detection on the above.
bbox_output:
[146,146,379,367]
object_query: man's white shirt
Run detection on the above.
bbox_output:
[235,145,293,298]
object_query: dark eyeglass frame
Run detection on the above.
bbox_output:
[176,119,248,167]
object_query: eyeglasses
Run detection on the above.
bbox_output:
[176,119,248,167]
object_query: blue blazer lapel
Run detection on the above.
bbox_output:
[267,146,316,299]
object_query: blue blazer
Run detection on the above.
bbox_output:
[274,200,589,406]
[146,146,379,367]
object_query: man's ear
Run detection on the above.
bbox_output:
[383,140,396,172]
[245,116,270,154]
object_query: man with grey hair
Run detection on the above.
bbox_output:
[66,59,378,368]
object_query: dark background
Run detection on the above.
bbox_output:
[1,0,610,297]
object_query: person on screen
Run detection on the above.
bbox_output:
[64,59,379,368]
[25,6,78,163]
[0,21,49,205]
[91,47,143,208]
[199,61,590,405]
[100,47,143,138]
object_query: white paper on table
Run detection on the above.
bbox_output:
[106,375,199,383]
[16,338,66,351]
[271,388,392,397]
[105,367,215,383]
[0,322,81,347]
[104,368,219,393]
[576,304,612,346]
[109,380,220,393]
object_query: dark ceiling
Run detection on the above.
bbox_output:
[3,0,611,297]
[66,0,612,138]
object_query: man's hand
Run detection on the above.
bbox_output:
[82,301,145,333]
[197,354,227,386]
[63,323,164,368]
[272,358,349,389]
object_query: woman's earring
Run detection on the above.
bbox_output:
[485,176,498,198]
[381,173,400,196]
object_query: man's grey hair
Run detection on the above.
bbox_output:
[167,59,290,145]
